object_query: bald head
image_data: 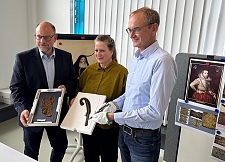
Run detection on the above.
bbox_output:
[36,21,56,35]
[35,21,57,56]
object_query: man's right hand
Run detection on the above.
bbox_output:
[20,110,29,127]
[101,101,118,112]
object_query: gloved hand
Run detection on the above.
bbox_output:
[90,112,113,125]
[96,101,118,113]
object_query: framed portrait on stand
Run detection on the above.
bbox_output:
[185,59,224,108]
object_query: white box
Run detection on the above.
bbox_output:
[60,92,106,135]
[0,88,12,104]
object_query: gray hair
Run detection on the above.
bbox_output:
[130,7,160,26]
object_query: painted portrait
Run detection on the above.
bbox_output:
[186,59,224,107]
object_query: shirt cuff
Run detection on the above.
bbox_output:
[114,112,126,125]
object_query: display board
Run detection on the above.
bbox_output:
[164,53,225,162]
[175,99,218,135]
[54,34,98,64]
[174,58,225,161]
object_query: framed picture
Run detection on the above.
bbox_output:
[185,58,224,108]
[60,92,106,135]
[27,88,65,126]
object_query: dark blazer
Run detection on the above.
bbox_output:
[10,47,77,130]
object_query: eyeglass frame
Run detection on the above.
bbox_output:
[34,34,55,41]
[126,23,154,34]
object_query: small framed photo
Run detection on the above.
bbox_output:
[27,88,65,126]
[185,58,224,108]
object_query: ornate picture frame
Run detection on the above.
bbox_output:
[27,88,65,126]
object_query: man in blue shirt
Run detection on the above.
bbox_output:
[92,7,178,162]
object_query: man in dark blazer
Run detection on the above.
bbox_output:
[10,21,77,162]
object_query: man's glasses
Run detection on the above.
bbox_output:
[34,34,55,41]
[126,23,154,34]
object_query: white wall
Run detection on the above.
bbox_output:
[36,0,71,34]
[177,128,218,162]
[0,0,71,89]
[0,0,29,89]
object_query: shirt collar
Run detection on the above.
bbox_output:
[134,41,159,60]
[96,60,117,72]
[39,48,55,59]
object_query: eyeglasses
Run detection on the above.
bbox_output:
[126,23,154,34]
[34,34,55,41]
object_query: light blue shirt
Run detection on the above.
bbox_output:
[39,49,55,88]
[114,41,178,129]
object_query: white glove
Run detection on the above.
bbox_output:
[96,101,118,113]
[103,102,118,112]
[90,112,112,125]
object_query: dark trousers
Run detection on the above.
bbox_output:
[82,126,119,162]
[23,126,68,162]
[118,126,161,162]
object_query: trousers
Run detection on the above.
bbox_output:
[23,126,67,162]
[82,126,119,162]
[118,125,161,162]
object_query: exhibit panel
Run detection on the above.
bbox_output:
[175,99,218,135]
[164,53,225,162]
[174,57,225,161]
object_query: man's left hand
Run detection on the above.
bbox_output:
[58,85,66,93]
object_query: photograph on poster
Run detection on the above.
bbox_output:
[186,59,224,108]
[189,109,203,128]
[190,109,203,119]
[180,107,190,116]
[212,130,225,161]
[211,104,225,161]
[190,117,202,128]
[202,112,217,130]
[218,112,225,126]
[211,146,225,161]
[175,99,217,135]
[217,104,225,130]
[214,134,225,148]
[27,89,65,126]
[178,114,189,124]
[178,107,189,124]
